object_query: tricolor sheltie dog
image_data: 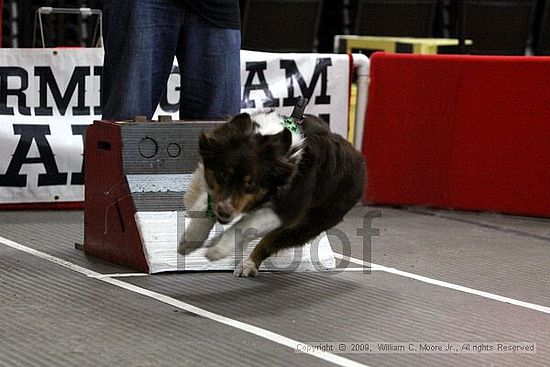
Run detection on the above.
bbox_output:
[178,110,365,277]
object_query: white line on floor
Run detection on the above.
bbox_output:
[325,267,375,272]
[91,268,373,278]
[261,268,373,274]
[89,273,150,279]
[93,268,374,278]
[334,253,550,314]
[1,236,99,277]
[0,236,369,367]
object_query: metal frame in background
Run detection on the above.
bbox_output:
[33,6,102,48]
[1,0,3,46]
[2,0,20,48]
[354,0,440,37]
[242,0,324,52]
[351,53,369,151]
[450,0,537,55]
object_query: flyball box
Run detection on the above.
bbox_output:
[84,119,336,273]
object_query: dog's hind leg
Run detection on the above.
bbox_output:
[235,227,316,277]
[205,207,282,261]
[233,230,282,277]
[235,208,347,277]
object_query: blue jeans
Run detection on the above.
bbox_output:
[101,0,241,120]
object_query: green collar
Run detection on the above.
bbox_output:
[281,116,301,134]
[206,194,215,220]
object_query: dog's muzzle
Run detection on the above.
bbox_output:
[214,201,235,224]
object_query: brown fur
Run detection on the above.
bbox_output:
[198,112,365,272]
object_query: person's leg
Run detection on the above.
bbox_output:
[176,10,241,119]
[101,0,183,120]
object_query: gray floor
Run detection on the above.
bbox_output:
[0,206,549,367]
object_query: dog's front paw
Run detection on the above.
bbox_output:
[178,217,215,256]
[177,238,203,256]
[204,231,236,261]
[205,243,231,261]
[234,258,259,277]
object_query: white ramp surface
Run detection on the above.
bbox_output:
[135,211,336,274]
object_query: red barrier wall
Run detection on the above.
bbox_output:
[363,52,550,217]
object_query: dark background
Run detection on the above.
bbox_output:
[2,0,550,55]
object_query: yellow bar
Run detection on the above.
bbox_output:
[338,35,472,55]
[345,38,397,54]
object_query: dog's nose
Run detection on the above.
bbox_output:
[215,203,233,223]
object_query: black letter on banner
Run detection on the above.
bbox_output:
[280,58,332,106]
[0,125,68,187]
[160,65,180,113]
[319,114,330,125]
[93,66,102,116]
[0,67,32,116]
[34,66,91,116]
[71,125,88,185]
[241,61,279,109]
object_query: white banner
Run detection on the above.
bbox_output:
[0,48,350,204]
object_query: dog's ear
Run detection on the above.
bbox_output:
[198,131,219,160]
[269,157,296,186]
[278,128,293,153]
[227,113,254,135]
[257,129,296,186]
[257,128,293,158]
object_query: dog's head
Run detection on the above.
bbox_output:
[199,113,296,224]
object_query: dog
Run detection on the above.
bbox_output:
[178,110,365,277]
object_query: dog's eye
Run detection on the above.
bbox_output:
[217,170,230,183]
[218,168,235,182]
[243,177,256,191]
